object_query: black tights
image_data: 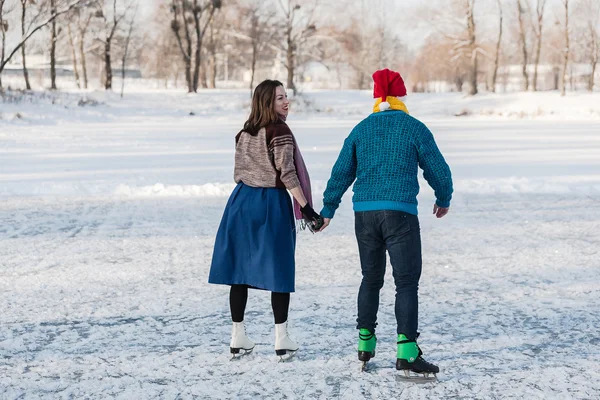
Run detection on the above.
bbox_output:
[229,285,290,324]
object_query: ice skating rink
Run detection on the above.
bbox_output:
[1,91,599,398]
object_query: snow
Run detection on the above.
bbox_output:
[1,88,599,399]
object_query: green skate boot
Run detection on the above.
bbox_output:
[396,334,439,383]
[358,328,376,371]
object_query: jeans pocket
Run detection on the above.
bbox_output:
[384,211,411,239]
[354,212,372,238]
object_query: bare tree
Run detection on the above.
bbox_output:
[531,0,547,91]
[238,0,277,93]
[145,2,182,88]
[277,0,318,93]
[517,0,529,91]
[49,0,58,89]
[491,0,503,92]
[66,20,81,88]
[96,0,135,90]
[170,0,193,92]
[192,0,220,91]
[418,0,483,95]
[573,0,600,91]
[465,0,477,95]
[560,0,569,96]
[0,0,86,78]
[120,0,137,97]
[204,20,219,88]
[77,7,94,88]
[586,4,599,91]
[20,0,31,89]
[0,0,14,88]
[170,0,220,93]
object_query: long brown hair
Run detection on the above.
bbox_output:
[241,79,284,136]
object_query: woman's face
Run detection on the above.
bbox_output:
[274,86,289,118]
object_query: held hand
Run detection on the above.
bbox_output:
[300,204,325,233]
[317,217,331,232]
[433,204,449,218]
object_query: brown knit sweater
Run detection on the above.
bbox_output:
[234,120,300,190]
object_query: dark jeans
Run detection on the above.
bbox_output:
[355,210,422,340]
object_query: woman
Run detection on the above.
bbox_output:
[208,80,322,359]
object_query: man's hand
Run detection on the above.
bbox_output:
[317,217,331,232]
[433,204,449,218]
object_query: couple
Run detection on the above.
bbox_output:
[208,69,453,377]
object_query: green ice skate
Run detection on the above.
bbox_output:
[358,328,376,371]
[396,334,439,383]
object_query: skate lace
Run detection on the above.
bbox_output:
[359,332,375,341]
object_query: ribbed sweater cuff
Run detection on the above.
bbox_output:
[436,199,451,208]
[283,178,301,191]
[320,207,336,219]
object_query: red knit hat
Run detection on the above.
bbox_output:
[373,68,407,100]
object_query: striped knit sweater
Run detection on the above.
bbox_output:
[234,120,300,190]
[321,110,453,218]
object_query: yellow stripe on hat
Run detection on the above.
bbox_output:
[373,96,409,114]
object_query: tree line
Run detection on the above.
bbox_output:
[0,0,598,95]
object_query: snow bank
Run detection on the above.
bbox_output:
[114,183,236,198]
[3,89,600,127]
[456,176,600,195]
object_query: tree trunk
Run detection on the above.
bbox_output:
[517,0,529,91]
[590,61,597,92]
[532,33,542,91]
[184,58,192,92]
[250,43,257,97]
[209,53,216,88]
[104,41,112,90]
[78,15,92,89]
[79,34,88,89]
[182,2,194,92]
[67,23,81,88]
[199,62,208,88]
[286,8,295,94]
[1,2,6,89]
[172,0,194,93]
[467,0,477,95]
[21,1,31,90]
[455,74,464,92]
[469,55,478,95]
[532,0,546,91]
[560,0,569,96]
[589,28,598,92]
[491,0,503,93]
[50,0,57,90]
[192,0,201,92]
[121,19,134,98]
[286,31,295,93]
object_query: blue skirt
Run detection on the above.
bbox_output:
[209,182,296,293]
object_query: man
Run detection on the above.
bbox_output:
[318,68,453,377]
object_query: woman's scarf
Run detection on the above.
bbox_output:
[278,114,313,223]
[292,136,313,222]
[373,96,409,114]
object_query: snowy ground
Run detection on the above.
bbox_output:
[1,90,600,399]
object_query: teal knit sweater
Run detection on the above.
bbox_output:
[321,110,453,218]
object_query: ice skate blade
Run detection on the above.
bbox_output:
[276,349,297,362]
[396,371,438,384]
[229,347,254,360]
[360,361,368,372]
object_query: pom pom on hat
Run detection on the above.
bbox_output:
[378,101,391,111]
